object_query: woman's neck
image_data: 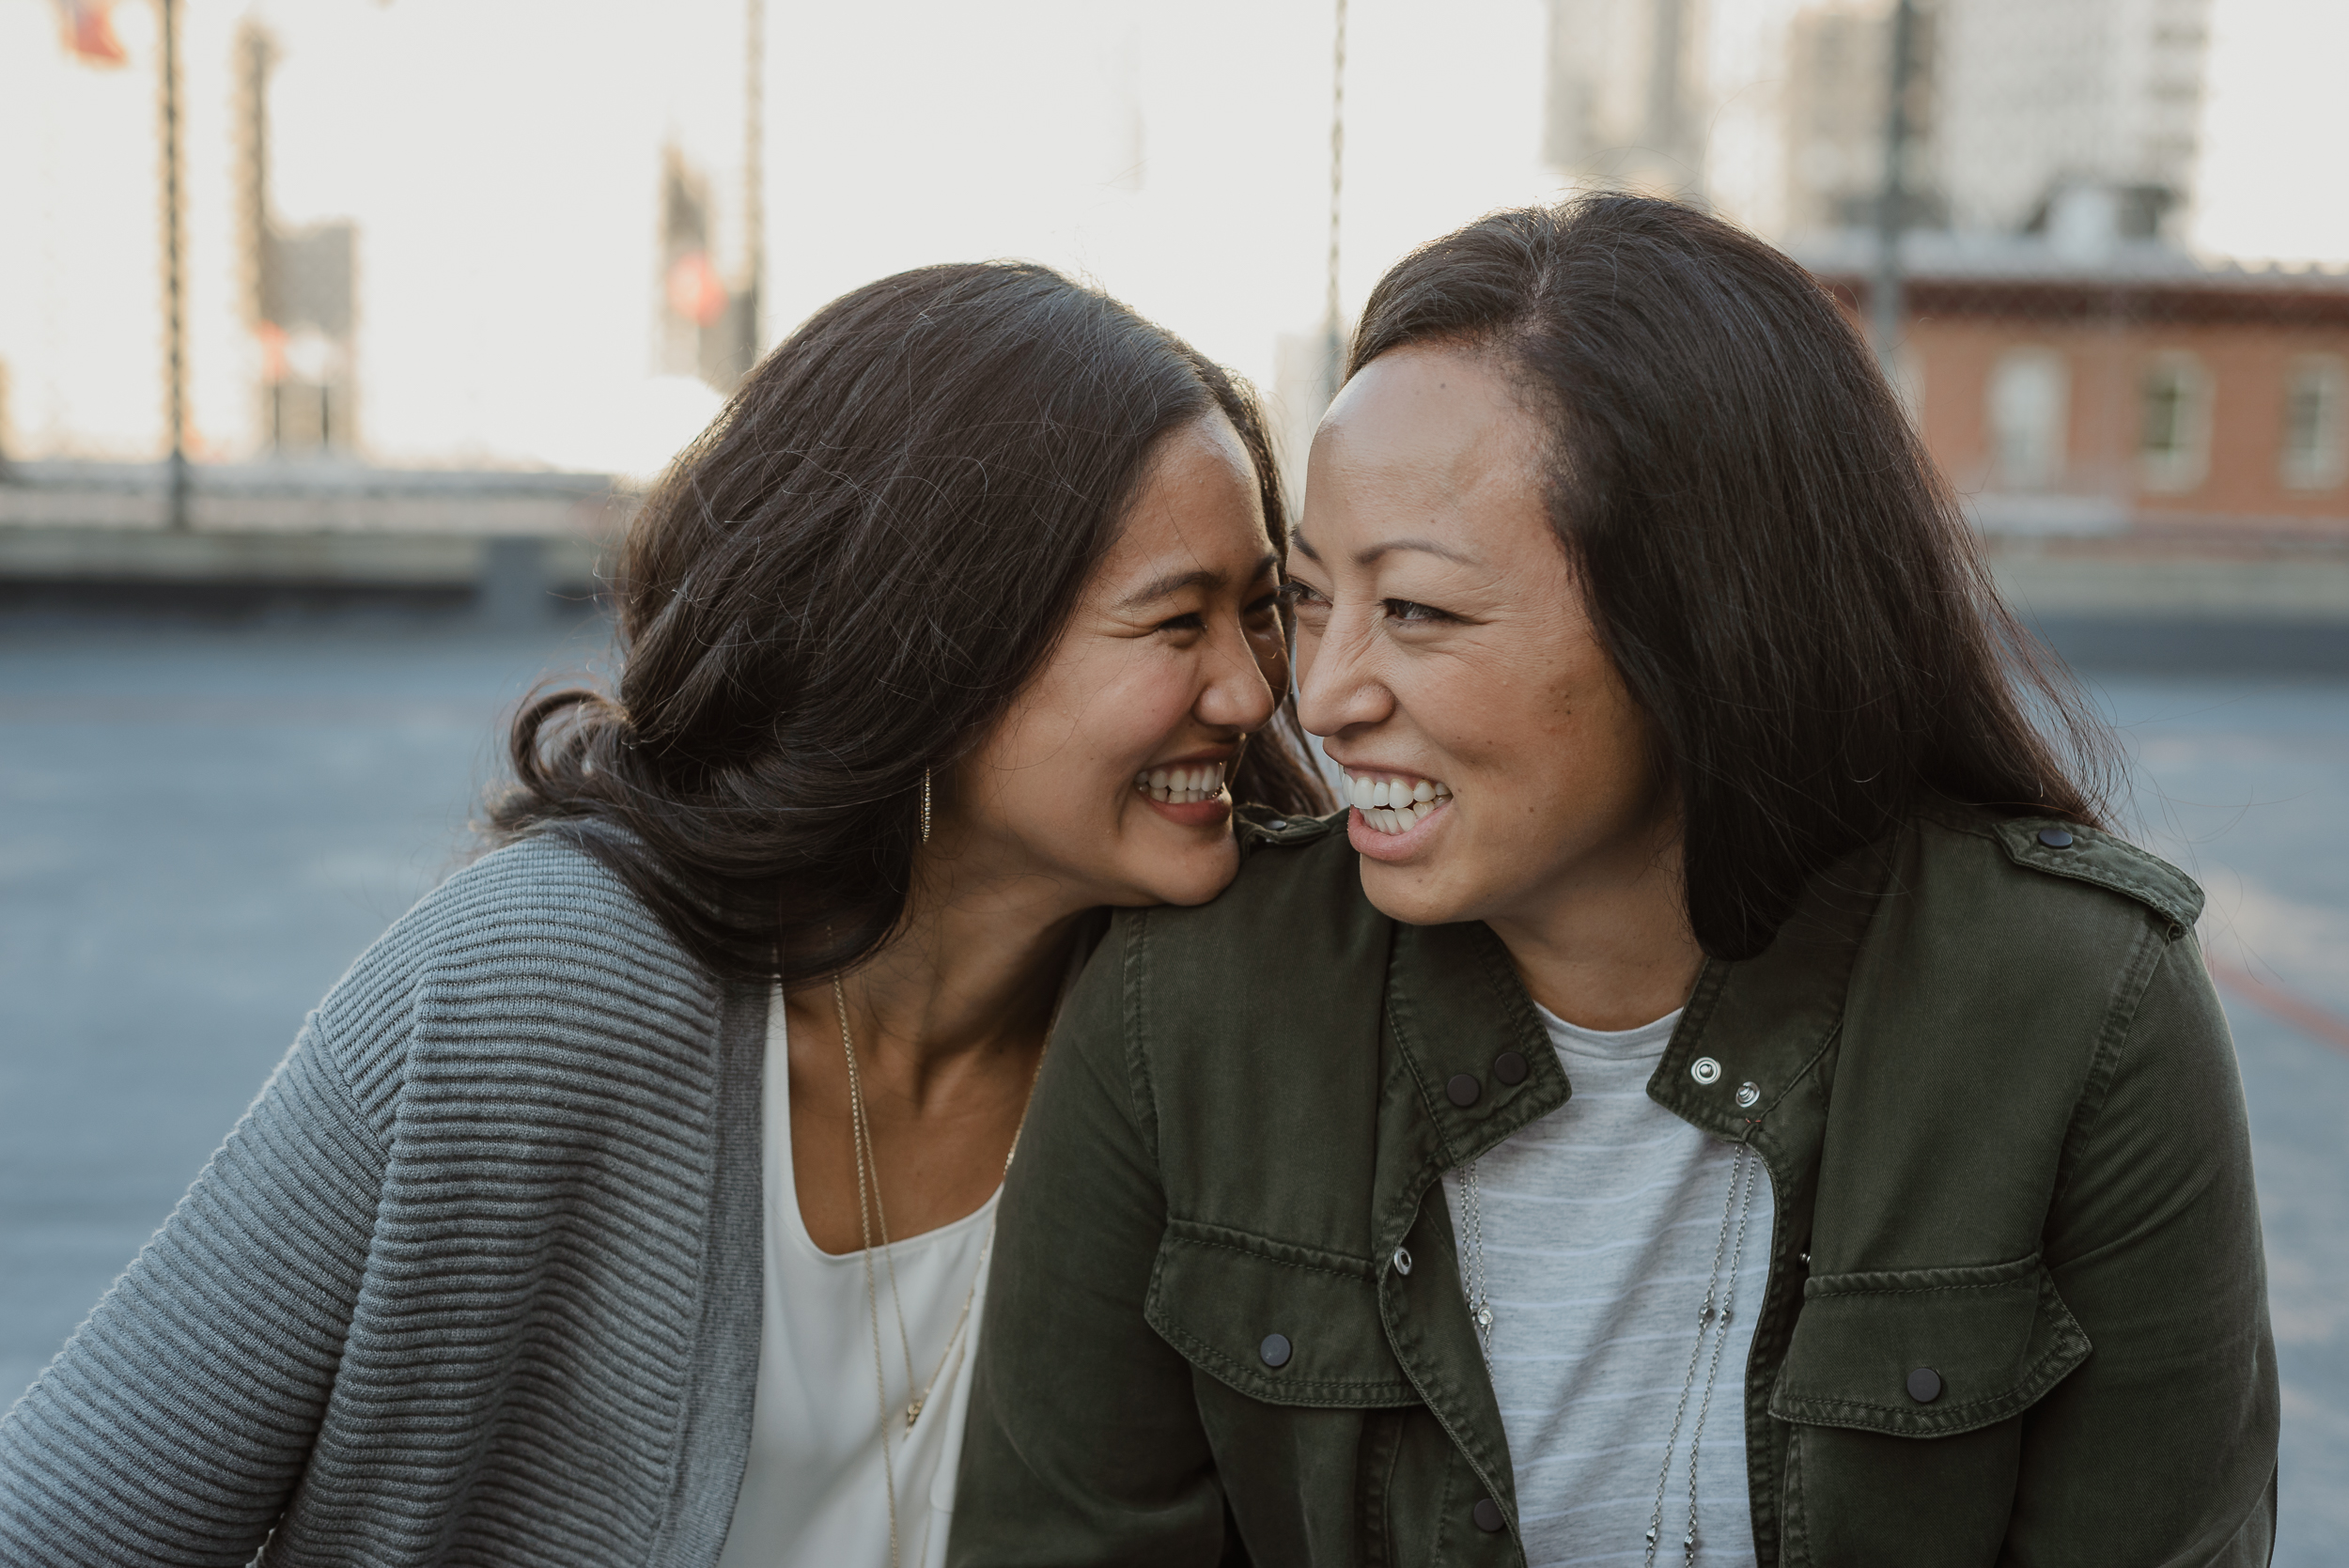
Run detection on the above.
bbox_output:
[781,844,1087,1252]
[1485,829,1706,1033]
[805,850,1086,1106]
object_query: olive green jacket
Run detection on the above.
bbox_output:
[950,807,2278,1567]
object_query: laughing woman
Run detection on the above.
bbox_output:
[953,198,2277,1567]
[0,263,1324,1568]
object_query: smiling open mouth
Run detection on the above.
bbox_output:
[1134,761,1229,806]
[1341,770,1451,835]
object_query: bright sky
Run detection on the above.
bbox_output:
[0,0,2341,475]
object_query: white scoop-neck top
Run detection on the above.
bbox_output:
[715,986,998,1568]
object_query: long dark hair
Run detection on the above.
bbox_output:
[490,261,1327,986]
[1349,195,2114,960]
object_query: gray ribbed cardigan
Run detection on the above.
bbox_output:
[0,836,766,1567]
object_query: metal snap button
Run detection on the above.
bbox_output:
[1392,1246,1414,1276]
[1471,1498,1506,1533]
[1690,1057,1721,1085]
[1735,1080,1761,1109]
[1446,1073,1483,1108]
[2037,827,2075,848]
[1268,820,1287,830]
[1259,1333,1293,1369]
[1493,1049,1530,1086]
[1906,1366,1943,1403]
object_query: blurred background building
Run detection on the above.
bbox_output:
[237,17,357,457]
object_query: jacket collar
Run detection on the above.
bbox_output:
[1370,839,1891,1256]
[1649,843,1888,1160]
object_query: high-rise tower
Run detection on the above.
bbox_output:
[1544,0,1708,197]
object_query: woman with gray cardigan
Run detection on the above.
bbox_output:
[0,261,1325,1568]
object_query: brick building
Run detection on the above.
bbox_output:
[1806,235,2349,536]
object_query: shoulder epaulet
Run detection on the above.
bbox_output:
[1983,815,2204,936]
[1235,805,1347,850]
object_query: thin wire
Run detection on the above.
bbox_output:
[1324,0,1348,403]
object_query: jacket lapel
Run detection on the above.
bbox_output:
[1370,918,1565,1534]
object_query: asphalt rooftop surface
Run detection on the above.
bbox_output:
[2,610,2344,1562]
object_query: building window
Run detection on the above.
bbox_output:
[2139,352,2210,493]
[1987,348,2068,489]
[2280,356,2346,491]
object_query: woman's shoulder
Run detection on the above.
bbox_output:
[1123,807,1383,969]
[361,830,699,985]
[1907,803,2203,946]
[308,831,723,1126]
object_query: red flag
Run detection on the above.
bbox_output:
[54,0,128,66]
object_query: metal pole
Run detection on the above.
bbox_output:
[1870,0,1919,386]
[160,0,191,527]
[1323,0,1348,406]
[739,0,765,383]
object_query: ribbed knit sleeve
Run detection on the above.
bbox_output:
[0,837,757,1568]
[0,1012,388,1567]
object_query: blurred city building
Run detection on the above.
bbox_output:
[1782,2,1941,235]
[1544,0,1708,196]
[237,20,357,457]
[1782,0,2345,647]
[1937,0,2209,241]
[1783,0,2209,247]
[1802,225,2349,633]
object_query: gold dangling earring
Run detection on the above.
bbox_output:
[919,768,932,845]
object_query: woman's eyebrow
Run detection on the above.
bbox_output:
[1117,551,1279,609]
[1358,536,1481,567]
[1290,528,1480,568]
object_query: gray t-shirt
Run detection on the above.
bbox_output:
[1441,1004,1772,1567]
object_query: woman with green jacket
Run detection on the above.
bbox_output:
[951,196,2278,1567]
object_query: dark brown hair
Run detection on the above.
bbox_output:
[1350,194,2113,960]
[490,261,1327,986]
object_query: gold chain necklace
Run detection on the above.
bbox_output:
[832,976,1041,1568]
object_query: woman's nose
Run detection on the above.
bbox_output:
[1199,628,1279,734]
[1295,613,1388,737]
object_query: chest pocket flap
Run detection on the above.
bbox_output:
[1769,1252,2091,1437]
[1144,1219,1419,1407]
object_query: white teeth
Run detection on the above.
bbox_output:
[1134,760,1230,806]
[1340,769,1451,831]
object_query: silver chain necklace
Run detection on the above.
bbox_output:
[1455,1140,1758,1567]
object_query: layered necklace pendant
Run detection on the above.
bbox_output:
[1455,1136,1761,1568]
[1640,1143,1760,1568]
[829,973,1044,1568]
